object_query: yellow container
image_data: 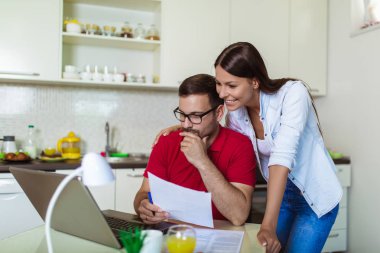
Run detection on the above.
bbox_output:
[57,131,81,159]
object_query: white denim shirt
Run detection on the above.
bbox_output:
[226,81,342,218]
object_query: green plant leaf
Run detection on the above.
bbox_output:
[118,227,147,253]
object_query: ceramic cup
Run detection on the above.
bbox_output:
[103,73,113,82]
[92,72,103,82]
[140,230,163,253]
[65,65,77,73]
[113,73,125,82]
[80,72,92,81]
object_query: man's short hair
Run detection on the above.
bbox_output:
[178,74,224,108]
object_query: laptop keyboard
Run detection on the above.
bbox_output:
[104,215,145,232]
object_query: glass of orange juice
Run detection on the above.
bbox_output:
[166,225,196,253]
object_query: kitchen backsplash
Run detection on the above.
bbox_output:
[0,83,178,155]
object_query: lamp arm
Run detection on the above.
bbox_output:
[45,167,84,253]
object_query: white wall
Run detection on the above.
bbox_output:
[315,1,380,252]
[0,84,178,155]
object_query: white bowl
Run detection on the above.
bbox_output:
[66,23,81,34]
[80,72,92,81]
[92,73,103,82]
[113,73,125,82]
[103,73,113,82]
[65,65,77,73]
[63,72,80,79]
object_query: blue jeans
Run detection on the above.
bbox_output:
[276,179,339,253]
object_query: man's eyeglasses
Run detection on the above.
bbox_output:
[173,105,220,124]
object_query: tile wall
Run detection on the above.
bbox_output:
[0,83,178,155]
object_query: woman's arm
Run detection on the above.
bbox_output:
[257,165,289,253]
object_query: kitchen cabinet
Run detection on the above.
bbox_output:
[230,0,327,96]
[0,0,328,94]
[0,173,43,240]
[160,0,230,86]
[0,0,60,80]
[230,0,290,79]
[322,164,351,253]
[56,169,116,210]
[289,0,328,96]
[115,168,145,214]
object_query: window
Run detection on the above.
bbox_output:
[352,0,380,34]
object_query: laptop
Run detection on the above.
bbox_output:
[10,167,175,249]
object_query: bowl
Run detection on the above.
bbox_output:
[80,72,92,81]
[113,73,125,82]
[63,72,80,80]
[65,65,77,73]
[44,148,56,156]
[66,23,81,33]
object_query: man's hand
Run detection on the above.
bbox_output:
[137,199,169,224]
[257,226,281,253]
[179,131,209,169]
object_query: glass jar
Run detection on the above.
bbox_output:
[122,21,133,38]
[145,24,160,40]
[134,23,146,39]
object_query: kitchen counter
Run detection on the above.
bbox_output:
[0,156,350,173]
[0,158,149,173]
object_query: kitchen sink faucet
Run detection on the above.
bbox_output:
[105,122,111,157]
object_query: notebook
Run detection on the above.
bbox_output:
[9,167,175,249]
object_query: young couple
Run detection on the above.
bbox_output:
[134,42,341,253]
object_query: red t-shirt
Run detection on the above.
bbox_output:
[144,126,256,220]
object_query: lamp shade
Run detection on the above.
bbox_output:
[81,152,115,186]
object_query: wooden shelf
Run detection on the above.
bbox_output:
[0,76,177,91]
[64,0,161,12]
[62,32,160,51]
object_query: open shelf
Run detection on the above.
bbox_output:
[62,32,160,51]
[64,0,161,12]
[0,76,177,91]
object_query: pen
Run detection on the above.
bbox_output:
[148,192,155,216]
[148,192,153,204]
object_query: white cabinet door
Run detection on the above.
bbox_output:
[0,174,43,240]
[115,168,145,214]
[56,169,116,211]
[160,0,230,86]
[230,0,290,79]
[289,0,327,96]
[0,0,60,80]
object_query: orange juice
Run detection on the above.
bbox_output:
[166,235,196,253]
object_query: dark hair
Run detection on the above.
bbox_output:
[179,74,224,108]
[215,42,323,135]
[214,42,295,93]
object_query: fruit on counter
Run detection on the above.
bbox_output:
[40,150,63,158]
[4,152,31,161]
[328,150,344,159]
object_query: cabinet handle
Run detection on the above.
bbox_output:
[0,70,40,76]
[310,88,319,92]
[328,233,339,238]
[126,173,144,177]
[255,184,267,189]
[0,193,22,201]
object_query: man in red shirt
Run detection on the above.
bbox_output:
[134,74,256,226]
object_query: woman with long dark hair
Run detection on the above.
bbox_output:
[155,42,341,253]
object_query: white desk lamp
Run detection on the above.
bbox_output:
[45,152,115,253]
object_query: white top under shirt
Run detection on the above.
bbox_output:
[257,138,271,157]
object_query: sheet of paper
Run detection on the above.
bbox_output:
[194,228,244,253]
[148,172,214,228]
